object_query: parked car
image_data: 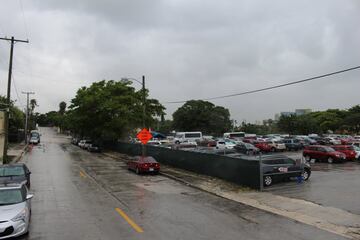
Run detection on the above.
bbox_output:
[0,183,33,238]
[253,141,272,152]
[324,137,341,145]
[216,139,236,149]
[352,145,360,159]
[87,144,102,153]
[29,136,40,145]
[78,140,86,148]
[267,140,286,152]
[234,142,260,155]
[82,140,93,149]
[127,156,160,174]
[303,145,346,163]
[261,155,311,186]
[0,164,31,189]
[29,130,40,144]
[71,138,80,145]
[315,137,331,145]
[332,145,357,160]
[283,138,303,151]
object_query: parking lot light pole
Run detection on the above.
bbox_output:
[121,76,146,157]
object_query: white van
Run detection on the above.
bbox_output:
[174,132,202,144]
[223,132,245,139]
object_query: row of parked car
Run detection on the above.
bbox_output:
[71,138,102,152]
[0,163,33,238]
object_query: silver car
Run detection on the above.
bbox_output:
[0,184,33,239]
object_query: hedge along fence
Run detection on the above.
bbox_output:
[110,142,261,190]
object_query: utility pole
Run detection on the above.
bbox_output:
[0,36,29,163]
[22,92,35,144]
[142,75,146,157]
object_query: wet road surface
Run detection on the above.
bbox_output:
[265,153,360,215]
[17,128,348,240]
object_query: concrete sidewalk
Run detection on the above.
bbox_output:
[8,142,27,163]
[103,151,360,240]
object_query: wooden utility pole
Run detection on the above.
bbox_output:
[0,36,29,163]
[22,92,35,144]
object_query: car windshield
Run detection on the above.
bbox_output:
[0,166,25,177]
[0,189,24,205]
[353,146,360,151]
[323,147,335,152]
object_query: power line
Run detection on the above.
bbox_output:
[163,65,360,104]
[12,75,24,107]
[19,0,29,40]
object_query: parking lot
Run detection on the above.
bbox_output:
[178,145,360,215]
[264,159,360,215]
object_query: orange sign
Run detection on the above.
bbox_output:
[136,128,153,144]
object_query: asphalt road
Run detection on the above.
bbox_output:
[17,128,348,240]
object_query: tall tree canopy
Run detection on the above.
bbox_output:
[67,80,165,140]
[172,100,231,136]
[59,101,67,115]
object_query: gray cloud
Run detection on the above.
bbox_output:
[0,0,359,123]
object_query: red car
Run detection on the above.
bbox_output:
[127,156,160,174]
[332,145,357,160]
[254,141,272,152]
[303,145,346,163]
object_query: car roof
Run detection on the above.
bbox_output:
[0,163,25,168]
[0,183,23,189]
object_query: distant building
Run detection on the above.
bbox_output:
[280,112,295,117]
[274,109,312,121]
[295,109,312,116]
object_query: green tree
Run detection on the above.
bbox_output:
[67,80,165,140]
[172,100,232,136]
[59,101,67,115]
[0,96,24,134]
[277,114,297,134]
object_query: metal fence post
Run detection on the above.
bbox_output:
[259,152,263,191]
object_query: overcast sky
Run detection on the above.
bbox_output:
[0,0,359,123]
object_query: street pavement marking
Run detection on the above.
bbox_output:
[115,207,144,233]
[79,170,87,178]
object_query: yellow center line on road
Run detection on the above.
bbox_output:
[115,207,144,233]
[79,170,87,178]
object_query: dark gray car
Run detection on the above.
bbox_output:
[260,155,311,186]
[0,164,31,189]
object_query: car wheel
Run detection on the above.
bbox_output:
[304,155,311,162]
[327,157,334,164]
[271,147,276,152]
[302,169,311,181]
[136,167,140,174]
[264,176,272,186]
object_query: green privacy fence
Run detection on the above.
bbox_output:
[110,142,261,189]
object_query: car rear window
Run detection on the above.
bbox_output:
[0,166,25,177]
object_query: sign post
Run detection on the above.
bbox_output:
[136,128,153,157]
